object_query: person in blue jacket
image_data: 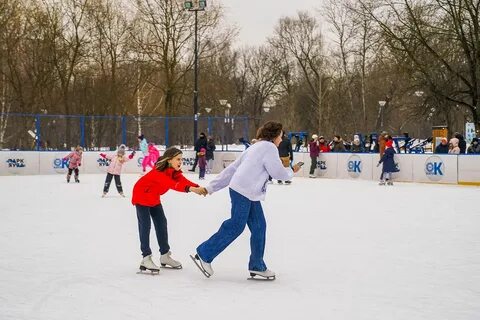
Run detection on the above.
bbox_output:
[377,139,399,185]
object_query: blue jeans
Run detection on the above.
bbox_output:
[136,204,170,257]
[197,188,267,271]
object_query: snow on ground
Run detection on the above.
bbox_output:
[1,173,479,320]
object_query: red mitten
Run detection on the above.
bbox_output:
[100,153,107,158]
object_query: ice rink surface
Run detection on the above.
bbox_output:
[1,173,479,320]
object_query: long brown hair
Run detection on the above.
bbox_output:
[256,121,283,141]
[155,147,183,171]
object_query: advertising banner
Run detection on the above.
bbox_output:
[412,154,457,184]
[0,151,39,175]
[458,155,480,185]
[313,153,338,179]
[39,152,72,175]
[336,153,373,180]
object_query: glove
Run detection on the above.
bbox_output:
[100,153,107,158]
[78,163,81,167]
[128,151,135,159]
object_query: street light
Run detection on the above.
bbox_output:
[378,100,387,128]
[204,107,212,136]
[184,0,206,145]
[219,99,232,150]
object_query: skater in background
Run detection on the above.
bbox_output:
[198,147,207,180]
[138,134,148,173]
[63,145,83,183]
[377,139,398,185]
[100,144,135,197]
[191,121,302,280]
[138,134,148,155]
[308,134,319,178]
[131,147,205,273]
[141,143,160,173]
[189,132,207,172]
[277,132,294,184]
[294,135,303,152]
[206,136,216,174]
[435,138,449,154]
[448,138,460,154]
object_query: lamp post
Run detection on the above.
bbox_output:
[184,0,206,146]
[378,100,387,129]
[204,107,212,136]
[219,99,231,150]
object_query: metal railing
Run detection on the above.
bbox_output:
[0,113,250,151]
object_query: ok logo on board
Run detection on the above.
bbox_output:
[347,154,362,178]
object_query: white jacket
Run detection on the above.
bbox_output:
[206,140,293,201]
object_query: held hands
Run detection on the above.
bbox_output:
[190,186,208,197]
[292,165,302,173]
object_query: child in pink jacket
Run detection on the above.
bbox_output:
[141,143,160,173]
[100,144,135,197]
[64,145,83,183]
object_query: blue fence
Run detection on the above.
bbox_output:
[0,113,251,151]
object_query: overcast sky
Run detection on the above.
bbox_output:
[220,0,326,46]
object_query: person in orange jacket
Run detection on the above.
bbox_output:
[132,147,205,273]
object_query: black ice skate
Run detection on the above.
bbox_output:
[387,181,393,186]
[190,254,212,278]
[66,175,71,183]
[74,175,79,183]
[248,269,276,281]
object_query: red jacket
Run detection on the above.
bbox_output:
[132,168,199,207]
[319,143,330,153]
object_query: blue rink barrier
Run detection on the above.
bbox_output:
[0,113,250,151]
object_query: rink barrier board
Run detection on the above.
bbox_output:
[0,151,478,185]
[457,155,480,185]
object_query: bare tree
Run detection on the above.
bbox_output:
[358,0,480,129]
[269,11,327,132]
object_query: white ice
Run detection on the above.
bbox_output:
[1,173,479,320]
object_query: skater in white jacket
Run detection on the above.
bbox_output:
[191,121,302,280]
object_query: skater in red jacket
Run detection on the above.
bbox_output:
[132,147,205,273]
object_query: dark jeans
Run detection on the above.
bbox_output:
[197,188,267,271]
[309,156,317,175]
[67,168,79,176]
[136,204,170,257]
[190,154,199,171]
[199,168,206,178]
[103,173,122,193]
